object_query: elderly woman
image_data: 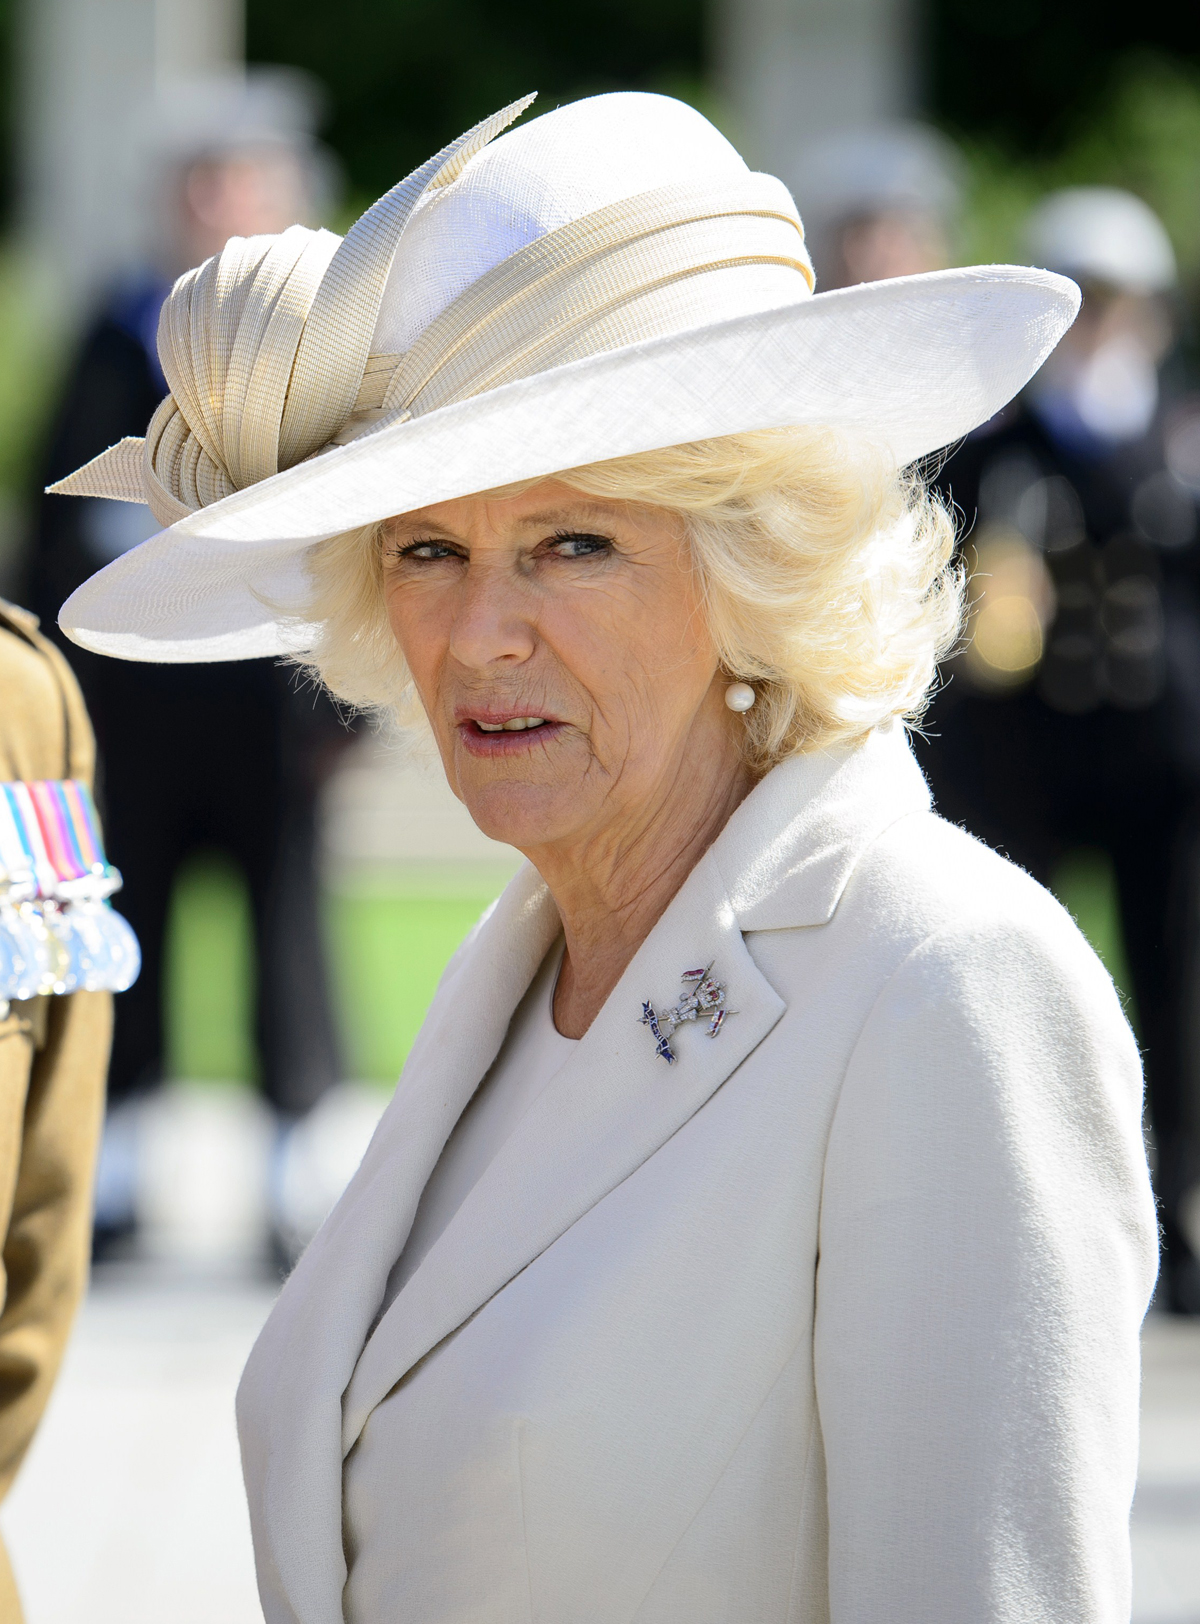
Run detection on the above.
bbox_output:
[55,93,1154,1624]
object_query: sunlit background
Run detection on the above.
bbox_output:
[0,0,1197,1619]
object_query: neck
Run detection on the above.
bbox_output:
[525,740,754,1040]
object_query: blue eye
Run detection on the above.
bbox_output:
[398,540,458,561]
[551,531,611,558]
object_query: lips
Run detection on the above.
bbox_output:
[455,709,566,757]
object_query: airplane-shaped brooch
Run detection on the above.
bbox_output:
[640,963,732,1064]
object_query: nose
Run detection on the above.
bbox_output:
[447,556,538,672]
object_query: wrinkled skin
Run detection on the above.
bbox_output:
[381,480,753,1035]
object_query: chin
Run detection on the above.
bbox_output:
[459,778,584,851]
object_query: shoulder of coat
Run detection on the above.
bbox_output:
[788,806,1052,951]
[0,600,70,674]
[0,599,96,785]
[0,597,41,640]
[0,600,54,679]
[848,808,1094,970]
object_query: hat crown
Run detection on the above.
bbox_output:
[374,93,755,356]
[51,91,818,529]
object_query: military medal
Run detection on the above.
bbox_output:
[0,780,140,1008]
[0,789,44,1004]
[640,963,733,1064]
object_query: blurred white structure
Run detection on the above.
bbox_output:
[16,0,323,319]
[713,0,919,175]
[321,728,523,882]
[17,0,244,308]
[99,1080,389,1272]
[1133,1318,1200,1619]
[138,1086,275,1269]
[274,1084,392,1258]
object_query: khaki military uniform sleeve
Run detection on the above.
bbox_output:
[0,603,112,1621]
[0,992,109,1501]
[0,604,76,785]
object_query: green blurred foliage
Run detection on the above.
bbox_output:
[0,246,67,588]
[956,54,1200,290]
[246,0,706,205]
[328,887,501,1081]
[0,249,61,483]
[163,845,1134,1086]
[1050,848,1135,1025]
[1057,56,1200,284]
[165,855,505,1084]
[165,854,258,1083]
[930,0,1200,156]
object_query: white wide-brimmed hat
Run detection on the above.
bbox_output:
[55,92,1079,663]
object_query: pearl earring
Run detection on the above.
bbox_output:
[724,682,756,713]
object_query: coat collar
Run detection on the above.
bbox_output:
[718,719,931,930]
[237,725,929,1624]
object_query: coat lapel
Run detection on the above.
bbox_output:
[341,842,786,1452]
[237,864,561,1624]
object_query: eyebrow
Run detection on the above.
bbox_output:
[389,501,622,538]
[512,504,619,530]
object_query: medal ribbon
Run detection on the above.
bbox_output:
[0,781,114,896]
[27,781,85,884]
[62,781,106,872]
[0,780,138,1003]
[0,785,33,882]
[6,783,59,897]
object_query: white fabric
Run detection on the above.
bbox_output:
[375,92,755,355]
[60,264,1079,665]
[50,95,808,529]
[237,725,1156,1624]
[52,90,1081,663]
[380,939,574,1304]
[52,96,538,528]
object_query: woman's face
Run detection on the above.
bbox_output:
[381,480,743,854]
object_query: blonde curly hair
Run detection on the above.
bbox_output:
[294,425,962,773]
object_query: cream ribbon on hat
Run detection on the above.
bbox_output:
[51,95,813,529]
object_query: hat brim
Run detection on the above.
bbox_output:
[60,263,1078,662]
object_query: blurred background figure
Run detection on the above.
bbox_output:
[24,70,350,1261]
[912,187,1200,1315]
[787,121,963,288]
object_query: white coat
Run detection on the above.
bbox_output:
[237,725,1157,1624]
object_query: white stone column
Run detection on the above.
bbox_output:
[16,0,244,312]
[713,0,919,174]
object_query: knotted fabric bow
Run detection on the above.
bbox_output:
[53,96,535,527]
[51,92,813,530]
